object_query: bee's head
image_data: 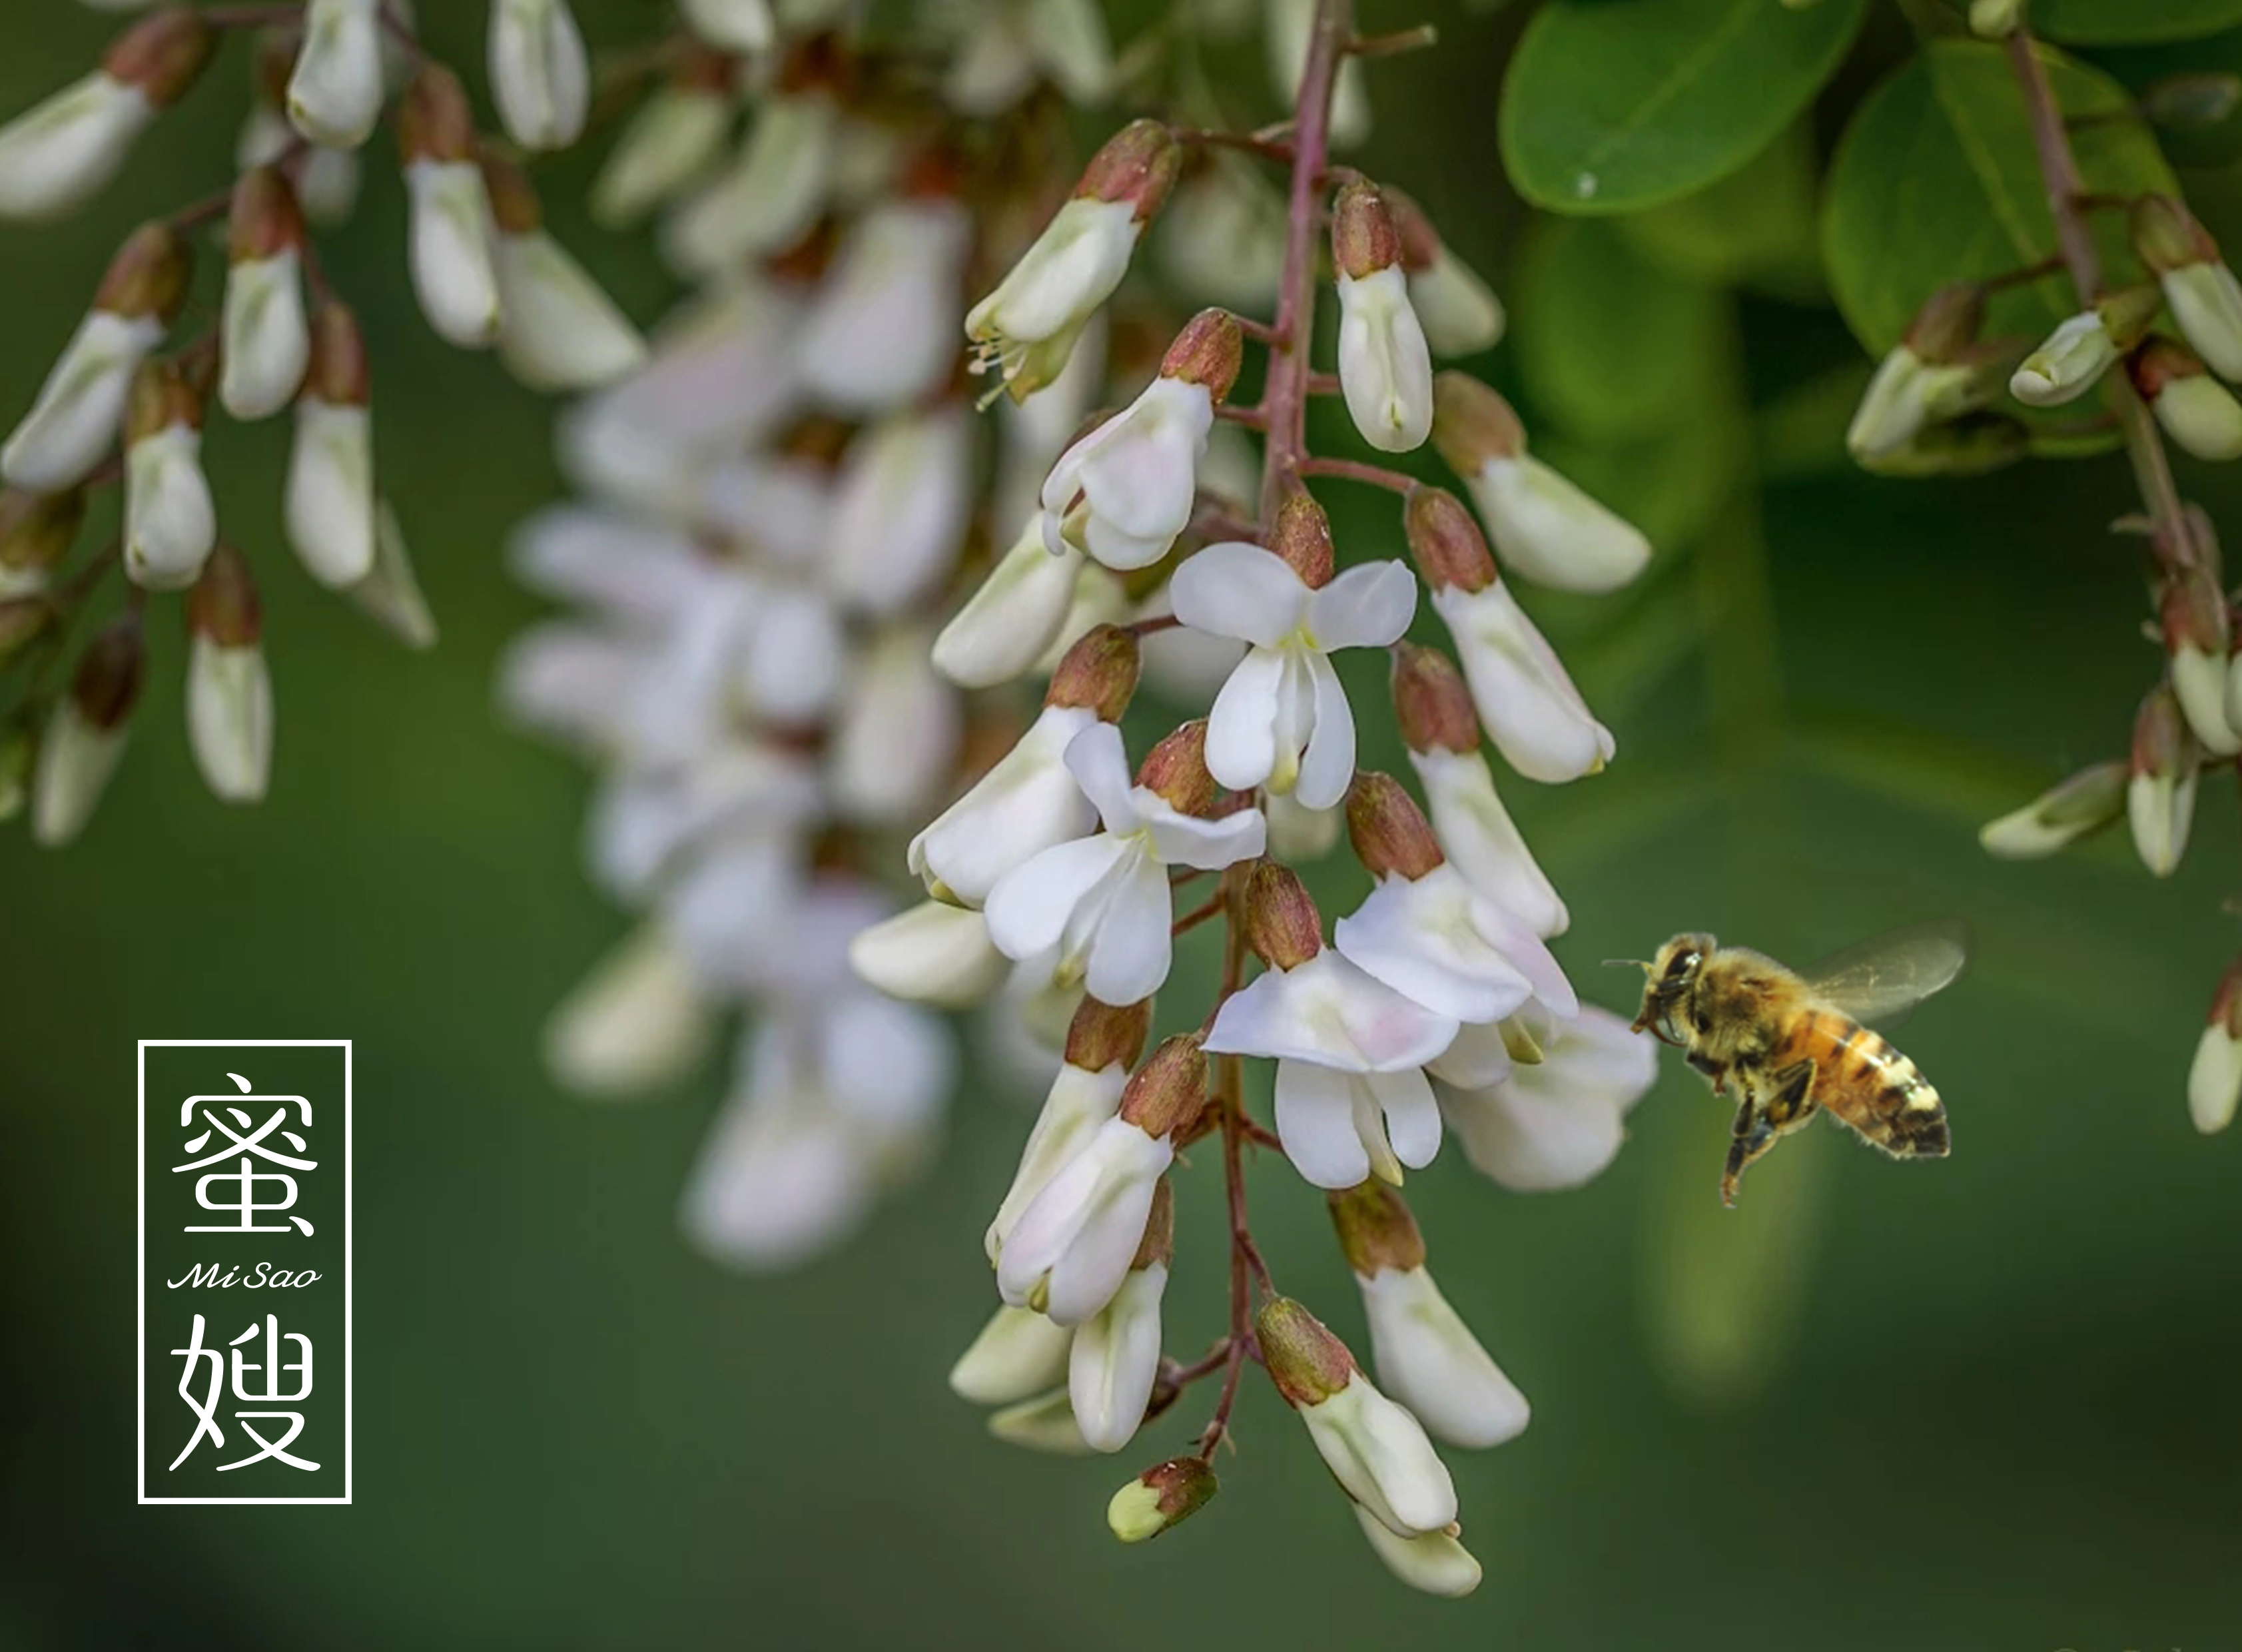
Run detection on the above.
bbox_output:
[1627,933,1716,1045]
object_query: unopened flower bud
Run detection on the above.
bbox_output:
[1403,484,1497,595]
[1243,858,1325,971]
[1066,994,1154,1073]
[1115,1034,1208,1140]
[589,49,734,227]
[949,1304,1072,1406]
[33,614,145,845]
[542,925,713,1095]
[0,489,85,595]
[123,359,217,590]
[400,66,501,348]
[1158,308,1244,402]
[0,8,210,220]
[185,544,273,803]
[288,0,384,149]
[1848,284,2003,460]
[1266,488,1335,587]
[1256,1296,1357,1408]
[1354,1507,1483,1597]
[934,516,1084,689]
[484,150,647,392]
[1857,411,2031,478]
[847,900,1010,1009]
[286,300,378,588]
[2189,957,2242,1133]
[1391,641,1477,755]
[1328,1180,1427,1276]
[2128,684,2199,877]
[490,0,589,153]
[1346,770,1445,881]
[1045,622,1140,721]
[3,222,188,492]
[2133,336,2242,461]
[2012,308,2118,406]
[1385,186,1503,358]
[1107,1456,1218,1543]
[2163,566,2239,755]
[1077,119,1182,220]
[1333,183,1431,452]
[1133,719,1220,816]
[220,168,311,421]
[2135,195,2242,382]
[1429,372,1523,476]
[987,1388,1094,1453]
[1979,759,2126,859]
[344,500,437,649]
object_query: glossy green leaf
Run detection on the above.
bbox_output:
[1616,123,1826,300]
[2035,0,2242,45]
[1821,41,2179,354]
[1499,0,1867,214]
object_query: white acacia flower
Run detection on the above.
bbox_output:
[1170,544,1417,808]
[1978,760,2125,860]
[1407,254,1504,362]
[827,624,962,825]
[966,197,1138,398]
[1432,582,1613,783]
[2137,197,2242,381]
[950,1304,1073,1406]
[829,406,976,615]
[287,401,376,588]
[289,0,385,149]
[1071,1259,1165,1452]
[31,620,142,849]
[2129,686,2197,878]
[494,230,649,392]
[663,94,837,278]
[984,722,1266,1004]
[1353,1506,1482,1598]
[1335,863,1577,1027]
[1465,453,1650,594]
[490,0,589,153]
[1299,1374,1455,1537]
[1040,376,1212,571]
[680,0,775,51]
[406,159,502,348]
[3,309,165,493]
[590,81,733,228]
[683,991,952,1270]
[1357,1264,1527,1450]
[798,199,972,413]
[187,633,273,804]
[987,1387,1094,1453]
[996,1114,1170,1323]
[1156,165,1288,311]
[911,703,1101,905]
[2011,310,2116,406]
[941,0,1116,115]
[123,422,216,592]
[543,925,717,1096]
[987,1056,1128,1260]
[1205,949,1459,1188]
[934,515,1084,689]
[1408,746,1567,937]
[220,250,310,421]
[847,900,1010,1010]
[1337,265,1433,454]
[1436,1006,1657,1192]
[238,103,362,228]
[0,73,154,221]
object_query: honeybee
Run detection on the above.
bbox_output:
[1627,921,1970,1206]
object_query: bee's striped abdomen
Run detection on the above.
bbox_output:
[1784,1010,1950,1159]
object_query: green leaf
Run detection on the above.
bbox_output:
[2034,0,2242,46]
[1499,0,1867,215]
[1615,123,1826,300]
[1821,41,2180,355]
[1512,218,1729,442]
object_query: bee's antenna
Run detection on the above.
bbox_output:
[1601,959,1651,971]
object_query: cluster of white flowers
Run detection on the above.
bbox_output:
[838,19,1662,1581]
[507,0,1138,1268]
[0,1,640,841]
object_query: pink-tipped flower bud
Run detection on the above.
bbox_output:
[1135,719,1221,815]
[186,541,263,649]
[1346,770,1447,881]
[1401,484,1498,596]
[32,614,145,845]
[1077,119,1182,222]
[2129,683,2199,877]
[95,222,192,322]
[1267,488,1336,588]
[1331,181,1402,282]
[184,542,273,803]
[2133,336,2242,462]
[1044,623,1141,721]
[1116,1033,1209,1140]
[397,61,478,166]
[1390,642,1479,755]
[105,7,217,107]
[1065,995,1154,1073]
[1256,1296,1359,1408]
[1132,1176,1175,1271]
[1158,307,1244,402]
[2135,195,2242,380]
[2190,956,2242,1133]
[1328,1180,1427,1276]
[1429,372,1525,476]
[1107,1456,1218,1543]
[1242,858,1324,971]
[2162,564,2238,755]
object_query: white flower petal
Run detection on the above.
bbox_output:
[1169,540,1310,647]
[1293,647,1357,811]
[1203,645,1288,795]
[1083,852,1176,1005]
[985,833,1133,965]
[1308,559,1417,649]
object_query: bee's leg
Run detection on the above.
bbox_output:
[1720,1092,1773,1208]
[1762,1058,1818,1132]
[1686,1051,1728,1095]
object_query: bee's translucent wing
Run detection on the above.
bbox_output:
[1798,919,1971,1029]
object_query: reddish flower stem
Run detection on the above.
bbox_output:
[1298,454,1415,493]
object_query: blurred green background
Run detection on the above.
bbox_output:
[4,2,2239,1647]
